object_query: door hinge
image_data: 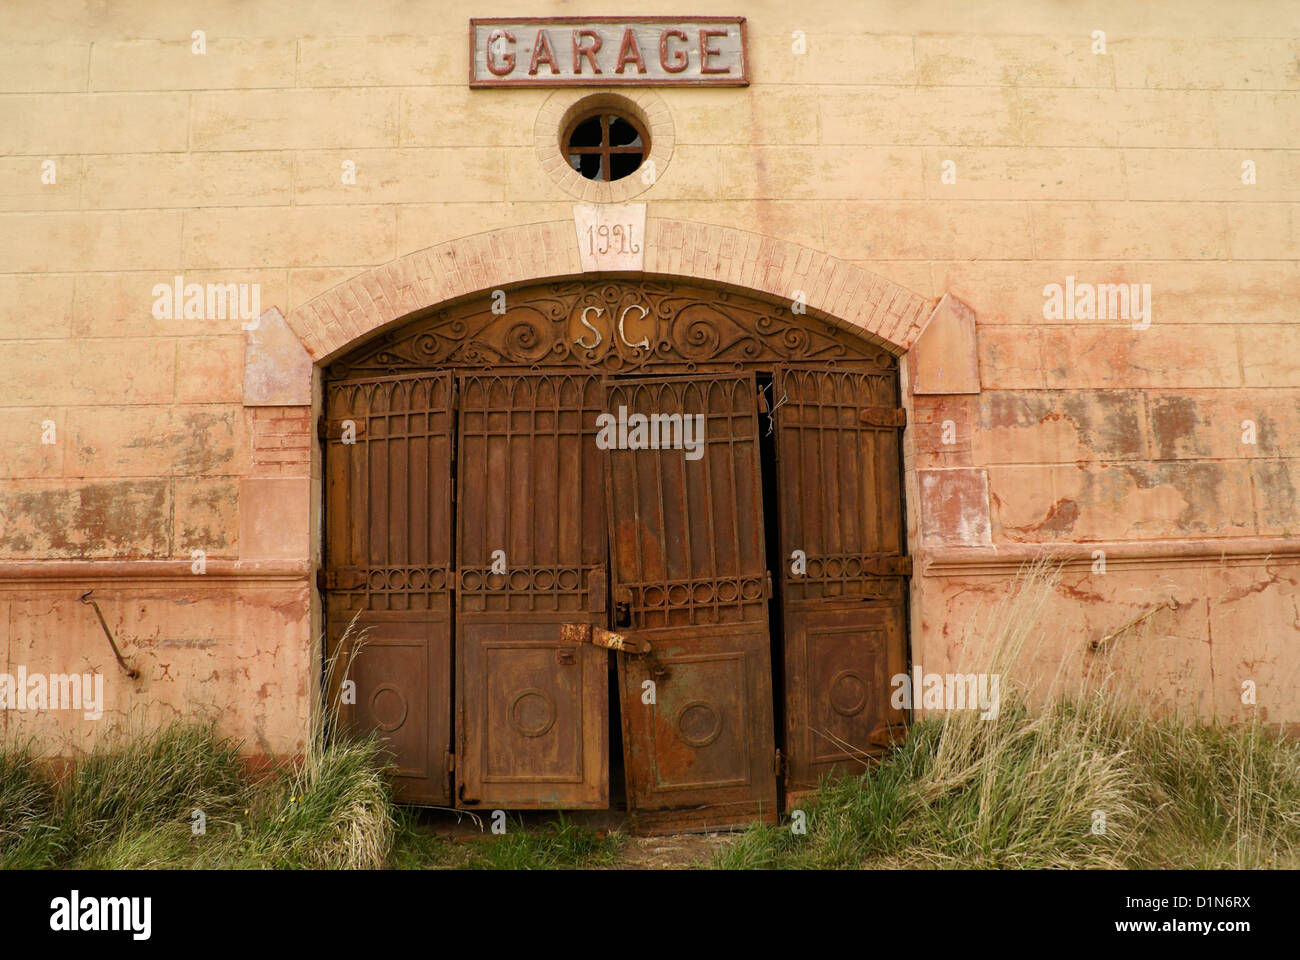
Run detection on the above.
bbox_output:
[446,750,455,773]
[774,747,784,776]
[860,406,906,428]
[319,568,367,590]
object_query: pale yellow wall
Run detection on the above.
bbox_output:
[0,0,1296,749]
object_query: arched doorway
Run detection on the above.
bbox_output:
[320,277,909,831]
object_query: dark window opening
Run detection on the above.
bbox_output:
[563,111,649,182]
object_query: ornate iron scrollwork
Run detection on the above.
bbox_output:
[328,280,894,377]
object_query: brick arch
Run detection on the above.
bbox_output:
[286,218,937,365]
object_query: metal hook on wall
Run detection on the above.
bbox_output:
[79,590,140,679]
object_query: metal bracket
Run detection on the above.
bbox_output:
[559,622,652,656]
[79,590,140,679]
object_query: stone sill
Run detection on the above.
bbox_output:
[923,537,1300,576]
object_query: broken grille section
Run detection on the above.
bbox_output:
[604,375,769,629]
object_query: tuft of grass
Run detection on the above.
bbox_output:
[0,746,59,869]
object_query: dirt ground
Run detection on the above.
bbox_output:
[618,833,737,869]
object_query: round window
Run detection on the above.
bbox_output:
[561,111,650,182]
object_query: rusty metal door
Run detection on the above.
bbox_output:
[772,366,910,794]
[323,373,455,804]
[603,374,778,830]
[455,373,609,809]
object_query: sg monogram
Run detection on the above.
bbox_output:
[575,303,651,351]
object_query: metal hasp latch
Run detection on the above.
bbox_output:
[79,590,140,679]
[559,622,652,656]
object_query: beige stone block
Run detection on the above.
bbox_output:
[644,201,825,252]
[1112,38,1299,91]
[821,86,1020,146]
[1227,203,1300,259]
[1211,91,1300,148]
[0,211,181,272]
[298,36,455,86]
[1239,324,1300,387]
[918,467,992,546]
[1145,389,1300,461]
[1041,327,1239,389]
[1019,89,1219,148]
[1253,460,1300,535]
[921,147,1126,200]
[974,390,1148,467]
[916,36,1113,88]
[191,89,398,150]
[503,146,573,202]
[1031,202,1228,259]
[1125,149,1300,201]
[911,294,979,395]
[0,42,89,92]
[4,340,175,405]
[722,146,923,200]
[0,93,189,154]
[183,206,394,269]
[83,152,292,209]
[644,146,731,201]
[402,87,546,147]
[65,404,241,479]
[73,270,288,339]
[295,148,505,205]
[91,39,295,91]
[0,156,79,211]
[175,337,245,403]
[0,408,66,479]
[174,477,239,557]
[394,202,567,257]
[978,327,1044,389]
[239,477,309,560]
[245,308,312,405]
[747,33,915,85]
[664,86,819,144]
[0,478,171,559]
[933,260,1300,326]
[0,276,75,338]
[1054,460,1257,540]
[986,464,1064,540]
[823,201,1032,260]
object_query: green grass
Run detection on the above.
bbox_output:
[389,813,625,870]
